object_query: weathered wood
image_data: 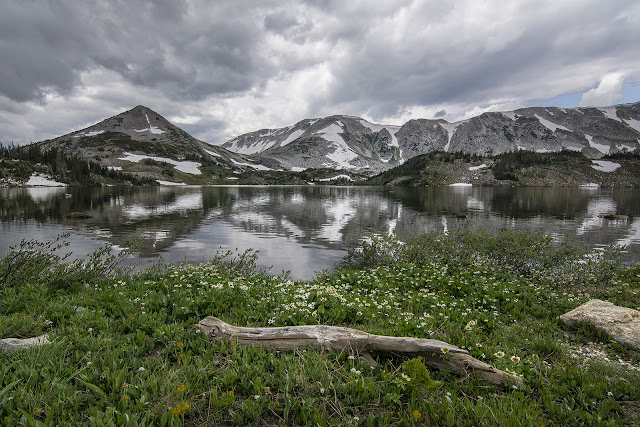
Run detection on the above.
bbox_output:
[196,316,522,387]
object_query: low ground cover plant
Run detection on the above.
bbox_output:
[0,229,639,425]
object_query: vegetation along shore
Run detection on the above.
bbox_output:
[1,228,639,425]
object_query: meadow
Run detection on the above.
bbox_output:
[0,228,639,426]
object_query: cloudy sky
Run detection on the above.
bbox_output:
[2,0,639,145]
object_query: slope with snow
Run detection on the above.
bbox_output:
[119,152,202,175]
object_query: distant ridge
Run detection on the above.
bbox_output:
[222,102,640,172]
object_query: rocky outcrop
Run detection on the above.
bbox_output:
[560,299,640,351]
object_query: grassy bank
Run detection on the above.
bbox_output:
[1,230,639,426]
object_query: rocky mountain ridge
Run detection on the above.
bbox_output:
[222,102,640,173]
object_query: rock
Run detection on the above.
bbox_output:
[65,212,93,219]
[598,213,629,221]
[0,334,51,353]
[560,299,640,351]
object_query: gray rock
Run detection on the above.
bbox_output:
[560,299,640,351]
[0,334,51,353]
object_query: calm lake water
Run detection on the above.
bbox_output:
[2,185,640,280]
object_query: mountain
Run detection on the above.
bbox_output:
[33,105,280,184]
[221,102,640,173]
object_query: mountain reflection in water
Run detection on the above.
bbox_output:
[2,185,640,280]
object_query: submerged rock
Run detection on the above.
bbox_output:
[560,299,640,352]
[65,212,93,219]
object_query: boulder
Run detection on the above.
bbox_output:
[560,299,640,351]
[0,334,51,353]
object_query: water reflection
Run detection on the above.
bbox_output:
[1,185,640,279]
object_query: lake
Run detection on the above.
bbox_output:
[2,185,640,280]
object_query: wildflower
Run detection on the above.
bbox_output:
[348,355,355,360]
[175,384,187,394]
[320,387,325,394]
[87,328,93,332]
[440,347,450,354]
[401,373,411,382]
[177,342,184,348]
[121,395,129,401]
[412,410,422,420]
[86,361,92,366]
[100,372,107,379]
[138,367,145,372]
[263,386,271,394]
[464,320,477,331]
[510,356,520,363]
[494,351,505,358]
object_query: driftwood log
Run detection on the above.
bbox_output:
[196,316,522,387]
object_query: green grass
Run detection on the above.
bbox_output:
[1,230,639,425]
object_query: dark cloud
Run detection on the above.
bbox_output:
[1,0,639,145]
[0,1,283,103]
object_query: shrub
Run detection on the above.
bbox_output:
[0,234,134,292]
[341,226,626,291]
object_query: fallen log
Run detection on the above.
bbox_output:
[196,316,522,387]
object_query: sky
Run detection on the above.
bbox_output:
[1,0,640,146]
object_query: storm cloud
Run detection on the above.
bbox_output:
[1,0,639,145]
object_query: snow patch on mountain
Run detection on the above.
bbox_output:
[618,143,637,152]
[281,129,306,147]
[156,180,187,186]
[440,121,465,152]
[24,173,66,187]
[624,118,640,134]
[591,160,620,172]
[317,174,354,182]
[585,135,610,154]
[599,107,621,122]
[535,115,570,132]
[502,111,517,121]
[119,152,201,174]
[230,159,275,171]
[564,146,582,152]
[135,114,165,135]
[469,164,488,171]
[320,123,359,167]
[203,149,220,157]
[74,130,105,138]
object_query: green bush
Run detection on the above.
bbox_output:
[0,234,134,292]
[341,226,626,292]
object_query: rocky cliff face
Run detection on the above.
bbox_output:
[222,102,640,172]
